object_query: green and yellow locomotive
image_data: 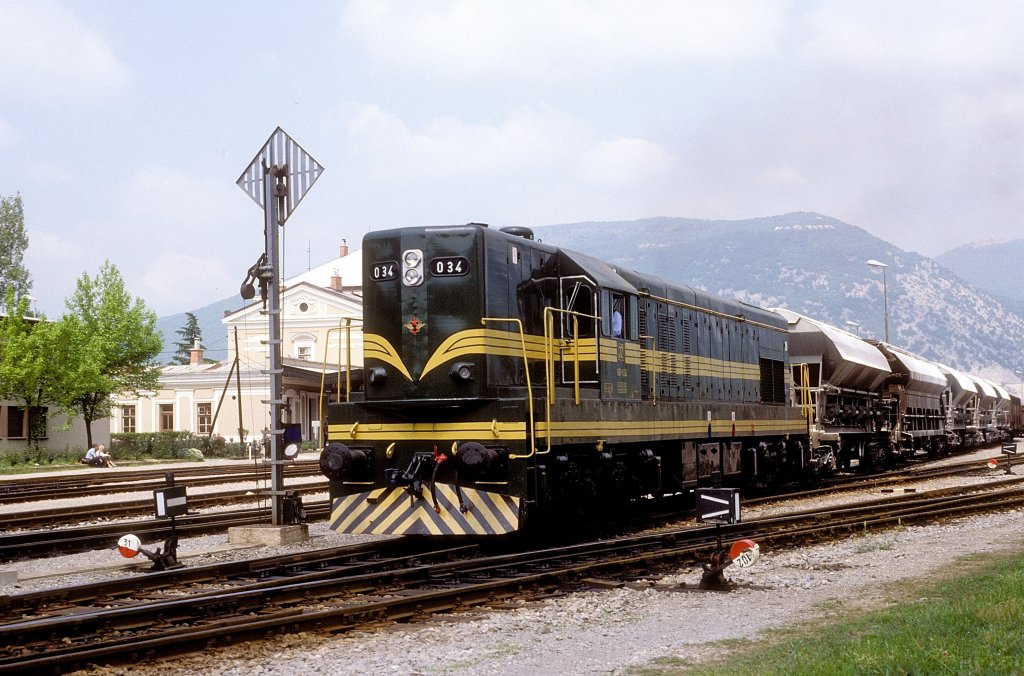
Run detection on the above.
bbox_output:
[320,223,812,536]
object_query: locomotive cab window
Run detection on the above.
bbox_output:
[562,280,595,338]
[602,291,631,339]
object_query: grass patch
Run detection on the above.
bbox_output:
[641,549,1024,675]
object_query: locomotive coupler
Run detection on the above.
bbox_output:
[385,453,436,501]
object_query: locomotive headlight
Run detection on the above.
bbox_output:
[402,249,424,286]
[450,361,475,382]
[403,250,421,267]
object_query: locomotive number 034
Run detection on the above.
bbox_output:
[429,256,470,277]
[370,261,398,281]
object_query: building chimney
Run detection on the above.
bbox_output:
[189,338,205,365]
[339,239,349,258]
[330,268,343,291]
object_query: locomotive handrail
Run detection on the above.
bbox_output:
[319,318,362,445]
[481,317,538,459]
[541,307,601,456]
[541,306,601,405]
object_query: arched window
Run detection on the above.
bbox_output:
[291,333,317,361]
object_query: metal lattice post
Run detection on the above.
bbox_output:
[263,163,285,525]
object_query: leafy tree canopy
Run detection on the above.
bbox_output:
[0,193,32,303]
[61,261,164,445]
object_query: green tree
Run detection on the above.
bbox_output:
[0,193,32,301]
[171,311,202,364]
[0,291,61,448]
[62,261,163,447]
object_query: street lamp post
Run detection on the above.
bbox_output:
[866,259,890,343]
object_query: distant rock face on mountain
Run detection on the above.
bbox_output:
[936,239,1024,316]
[534,213,1024,379]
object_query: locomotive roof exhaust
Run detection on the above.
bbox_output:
[499,226,534,240]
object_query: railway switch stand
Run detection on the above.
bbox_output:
[1001,443,1017,475]
[695,488,759,589]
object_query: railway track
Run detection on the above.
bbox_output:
[0,460,321,504]
[3,451,1017,562]
[2,480,1022,674]
[0,500,332,562]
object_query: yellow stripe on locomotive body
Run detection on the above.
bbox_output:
[328,416,805,445]
[370,326,763,386]
[329,484,521,536]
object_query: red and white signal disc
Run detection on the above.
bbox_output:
[117,534,141,558]
[729,539,760,568]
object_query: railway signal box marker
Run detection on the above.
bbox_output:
[696,487,741,524]
[154,485,188,518]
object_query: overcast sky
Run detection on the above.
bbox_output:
[2,0,1022,318]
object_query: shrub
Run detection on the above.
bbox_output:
[110,432,248,460]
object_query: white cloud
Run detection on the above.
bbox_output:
[0,0,131,101]
[756,165,809,188]
[343,104,588,180]
[341,0,787,80]
[119,167,242,241]
[573,138,675,186]
[139,252,237,317]
[0,117,17,147]
[339,104,682,227]
[803,1,1024,71]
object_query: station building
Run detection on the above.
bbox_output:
[111,243,364,448]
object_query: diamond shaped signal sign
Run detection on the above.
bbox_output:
[237,127,324,224]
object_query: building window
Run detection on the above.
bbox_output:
[160,404,174,431]
[6,406,25,439]
[197,403,212,435]
[292,333,316,361]
[122,405,136,434]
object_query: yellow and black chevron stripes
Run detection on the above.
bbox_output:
[421,328,597,378]
[328,419,527,442]
[363,334,412,381]
[329,484,521,535]
[370,326,764,384]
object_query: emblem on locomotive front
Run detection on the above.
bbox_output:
[404,317,427,335]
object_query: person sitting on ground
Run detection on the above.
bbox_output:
[82,443,102,467]
[95,444,116,467]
